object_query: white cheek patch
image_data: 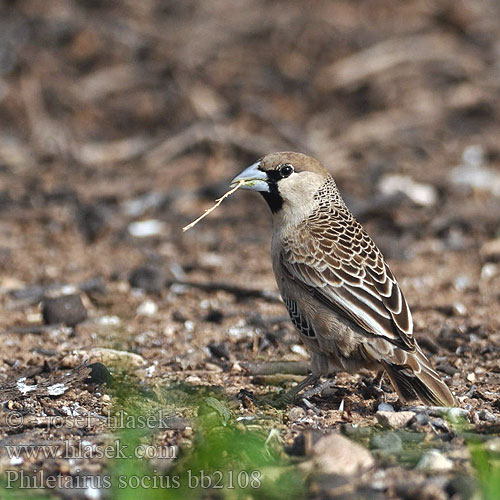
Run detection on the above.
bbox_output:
[279,172,324,200]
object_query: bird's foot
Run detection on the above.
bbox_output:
[259,373,320,408]
[300,379,336,400]
[259,392,294,409]
[360,372,390,401]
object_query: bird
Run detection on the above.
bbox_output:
[230,152,456,407]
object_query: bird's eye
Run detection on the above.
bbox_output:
[279,164,294,178]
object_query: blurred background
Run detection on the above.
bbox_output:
[1,1,500,498]
[1,0,500,284]
[1,0,499,355]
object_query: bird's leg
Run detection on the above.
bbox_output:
[374,370,385,390]
[283,373,319,403]
[262,373,319,408]
[360,369,387,401]
[301,377,336,400]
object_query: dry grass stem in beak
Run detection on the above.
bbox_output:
[182,180,247,232]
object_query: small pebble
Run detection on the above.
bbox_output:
[445,475,476,500]
[129,265,165,293]
[478,409,498,423]
[378,402,395,412]
[207,341,230,360]
[485,437,500,453]
[289,407,307,421]
[76,203,107,243]
[454,275,471,291]
[204,362,222,372]
[480,239,500,262]
[26,312,43,323]
[413,413,430,426]
[378,174,438,207]
[47,383,68,396]
[227,322,253,341]
[42,294,87,326]
[371,431,403,454]
[86,362,113,385]
[87,348,146,369]
[450,162,500,196]
[128,219,166,237]
[291,344,308,357]
[136,300,158,316]
[85,485,101,500]
[310,433,375,476]
[417,450,453,472]
[97,315,121,326]
[376,411,416,429]
[122,192,166,217]
[284,433,306,456]
[452,303,467,316]
[462,145,484,167]
[205,309,224,323]
[145,363,156,377]
[480,263,497,280]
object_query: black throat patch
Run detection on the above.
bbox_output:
[260,191,283,213]
[260,169,283,213]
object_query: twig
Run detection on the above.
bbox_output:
[6,325,64,335]
[316,33,483,91]
[166,279,281,303]
[75,136,154,165]
[145,122,284,169]
[6,277,105,302]
[21,76,74,159]
[182,180,244,231]
[402,405,469,422]
[239,361,310,376]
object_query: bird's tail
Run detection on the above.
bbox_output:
[382,348,456,407]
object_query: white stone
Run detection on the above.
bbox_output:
[289,407,307,421]
[97,315,121,326]
[128,219,167,238]
[376,411,416,428]
[379,175,437,206]
[378,402,395,412]
[309,433,375,476]
[136,300,158,316]
[481,263,497,280]
[64,348,146,369]
[417,450,453,471]
[16,377,37,395]
[47,383,68,396]
[291,344,308,357]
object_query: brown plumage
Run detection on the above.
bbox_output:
[231,152,456,406]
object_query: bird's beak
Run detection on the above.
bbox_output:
[230,162,270,192]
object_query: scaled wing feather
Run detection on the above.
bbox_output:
[281,210,414,350]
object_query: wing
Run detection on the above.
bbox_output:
[280,206,415,350]
[283,297,317,338]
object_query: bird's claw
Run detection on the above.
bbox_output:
[259,392,296,409]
